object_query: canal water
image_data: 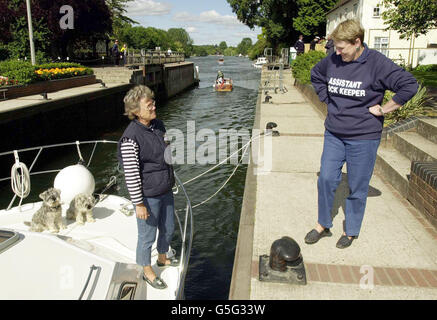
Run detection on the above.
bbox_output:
[0,55,260,299]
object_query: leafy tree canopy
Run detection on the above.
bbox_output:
[219,41,228,53]
[1,0,113,60]
[167,28,193,56]
[237,37,252,55]
[382,0,437,39]
[227,0,336,49]
[293,0,337,36]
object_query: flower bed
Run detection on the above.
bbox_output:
[0,60,96,99]
[2,75,97,100]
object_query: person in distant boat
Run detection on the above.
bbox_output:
[118,85,178,290]
[216,70,225,86]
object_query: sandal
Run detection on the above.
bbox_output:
[142,274,167,289]
[304,228,332,244]
[157,258,179,268]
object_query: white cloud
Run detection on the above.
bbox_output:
[126,0,172,17]
[186,26,197,33]
[173,10,243,27]
[199,10,241,27]
[173,11,197,22]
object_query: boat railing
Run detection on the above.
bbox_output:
[0,140,193,299]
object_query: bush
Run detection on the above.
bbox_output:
[0,44,10,62]
[382,84,431,126]
[291,51,326,84]
[414,64,437,72]
[0,60,38,85]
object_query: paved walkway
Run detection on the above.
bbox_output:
[230,69,437,299]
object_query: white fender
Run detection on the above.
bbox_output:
[54,164,95,206]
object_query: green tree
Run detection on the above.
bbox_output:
[122,26,170,50]
[193,46,209,56]
[293,0,337,36]
[167,28,193,56]
[237,37,252,55]
[248,30,270,60]
[382,0,437,40]
[227,0,299,49]
[219,41,228,53]
[224,47,237,56]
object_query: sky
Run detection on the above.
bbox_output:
[124,0,262,47]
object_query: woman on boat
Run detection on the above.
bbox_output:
[118,85,178,290]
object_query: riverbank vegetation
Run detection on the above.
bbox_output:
[0,0,262,63]
[227,0,338,57]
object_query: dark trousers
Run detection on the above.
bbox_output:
[317,130,380,236]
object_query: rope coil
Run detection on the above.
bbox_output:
[11,150,31,208]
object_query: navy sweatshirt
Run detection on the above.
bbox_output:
[311,44,418,139]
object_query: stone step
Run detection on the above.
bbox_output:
[393,131,437,162]
[416,118,437,144]
[375,144,411,198]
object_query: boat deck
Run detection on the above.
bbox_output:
[0,195,181,299]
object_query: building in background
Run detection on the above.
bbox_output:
[326,0,437,67]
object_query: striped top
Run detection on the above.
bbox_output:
[119,137,143,204]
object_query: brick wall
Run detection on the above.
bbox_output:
[408,162,437,228]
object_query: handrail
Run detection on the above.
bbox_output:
[173,172,193,300]
[78,265,101,300]
[125,49,185,66]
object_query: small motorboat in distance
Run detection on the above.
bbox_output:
[252,56,267,69]
[213,78,233,92]
[218,58,224,65]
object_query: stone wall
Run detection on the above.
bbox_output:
[0,84,131,153]
[163,62,195,99]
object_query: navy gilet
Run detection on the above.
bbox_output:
[118,119,175,197]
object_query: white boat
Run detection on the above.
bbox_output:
[0,140,193,300]
[252,57,267,69]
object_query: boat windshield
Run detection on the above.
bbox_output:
[0,230,20,253]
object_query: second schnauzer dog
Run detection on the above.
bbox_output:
[26,188,66,233]
[67,193,96,225]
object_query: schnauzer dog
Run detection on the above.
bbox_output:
[66,193,96,225]
[26,188,66,233]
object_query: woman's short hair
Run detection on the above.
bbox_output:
[123,85,155,120]
[331,19,364,45]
